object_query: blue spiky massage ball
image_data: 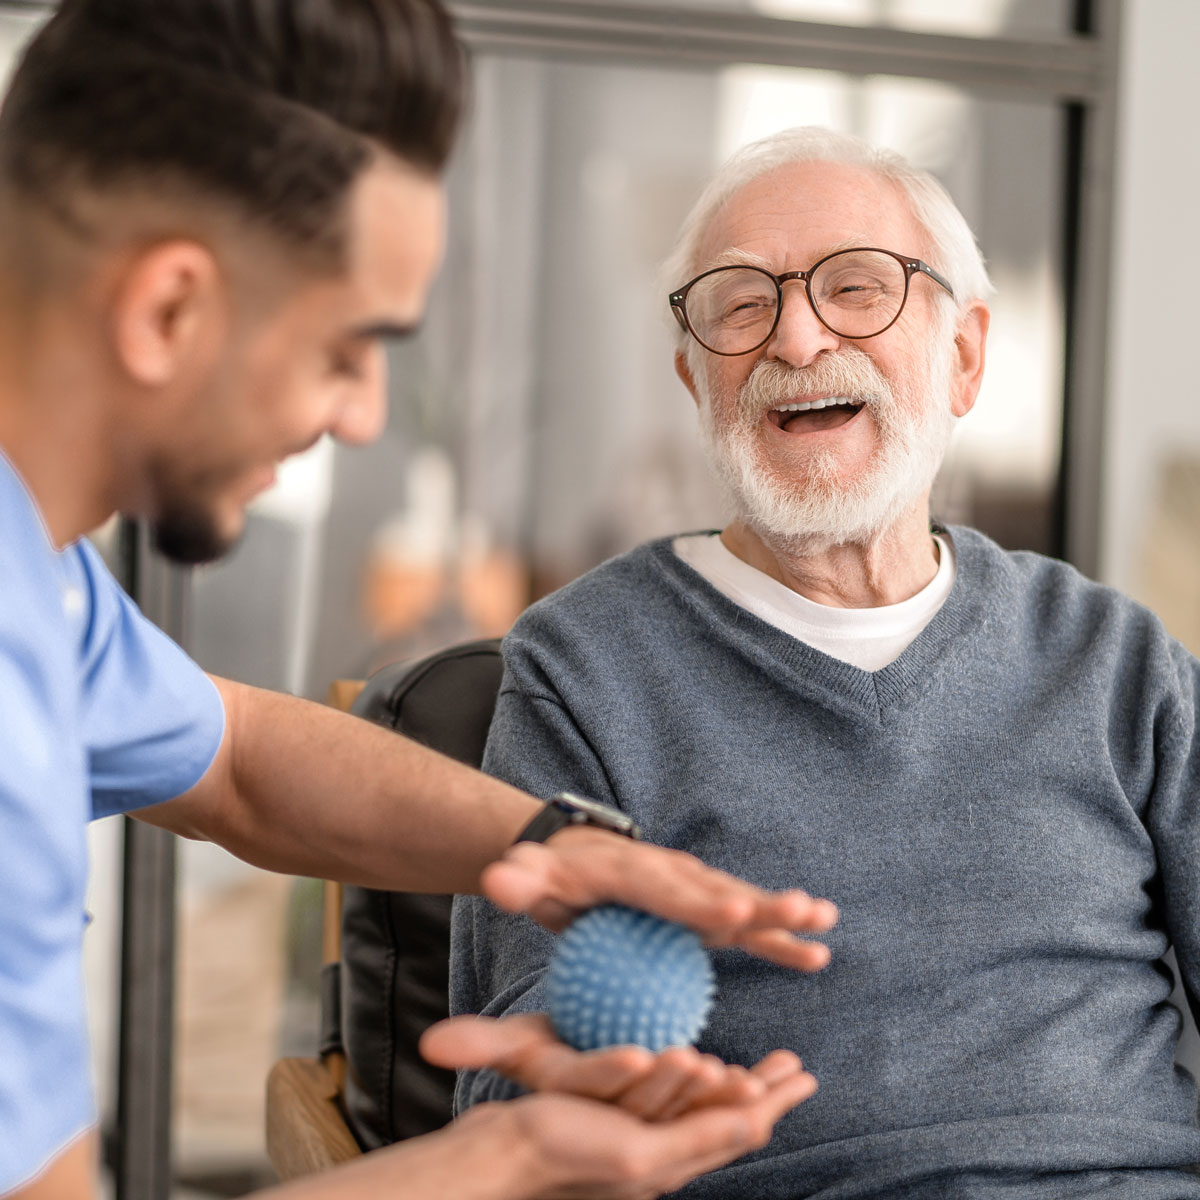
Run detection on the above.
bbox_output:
[547,905,716,1053]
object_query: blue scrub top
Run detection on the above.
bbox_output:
[0,450,225,1192]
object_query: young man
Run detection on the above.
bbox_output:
[0,5,838,1199]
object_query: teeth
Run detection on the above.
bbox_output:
[775,397,858,413]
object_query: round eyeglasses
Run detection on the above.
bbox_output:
[668,247,954,357]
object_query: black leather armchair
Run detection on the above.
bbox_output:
[266,638,504,1178]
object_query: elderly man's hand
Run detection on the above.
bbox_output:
[480,826,837,971]
[421,1013,815,1124]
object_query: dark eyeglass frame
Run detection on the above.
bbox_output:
[668,247,955,357]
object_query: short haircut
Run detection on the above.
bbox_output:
[0,0,466,267]
[662,126,994,357]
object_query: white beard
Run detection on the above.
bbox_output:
[696,335,956,553]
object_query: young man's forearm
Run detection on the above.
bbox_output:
[140,676,542,894]
[261,1108,545,1200]
[141,677,839,967]
[9,1113,545,1200]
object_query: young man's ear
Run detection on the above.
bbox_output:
[111,241,223,387]
[950,301,989,419]
[675,350,701,408]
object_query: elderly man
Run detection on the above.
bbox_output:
[452,126,1200,1198]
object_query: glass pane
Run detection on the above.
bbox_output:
[556,0,1075,39]
[389,54,1064,597]
[0,11,40,90]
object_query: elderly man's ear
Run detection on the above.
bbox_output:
[674,351,700,407]
[950,301,989,419]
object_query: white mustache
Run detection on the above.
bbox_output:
[735,351,891,417]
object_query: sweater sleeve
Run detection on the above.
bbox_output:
[1143,637,1200,1026]
[449,643,623,1112]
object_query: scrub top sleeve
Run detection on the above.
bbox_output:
[73,540,226,820]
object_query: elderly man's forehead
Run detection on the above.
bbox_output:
[688,159,927,280]
[695,237,875,276]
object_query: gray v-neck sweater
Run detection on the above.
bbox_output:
[450,526,1200,1198]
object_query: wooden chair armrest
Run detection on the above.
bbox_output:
[266,1057,361,1180]
[326,679,367,713]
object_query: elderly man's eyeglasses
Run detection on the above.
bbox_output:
[668,247,954,357]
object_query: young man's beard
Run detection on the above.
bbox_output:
[151,501,238,565]
[696,332,957,554]
[148,460,244,565]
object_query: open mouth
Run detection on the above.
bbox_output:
[768,397,866,434]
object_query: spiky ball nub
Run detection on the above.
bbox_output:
[547,905,716,1053]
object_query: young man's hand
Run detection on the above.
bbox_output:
[278,1059,814,1200]
[422,1013,815,1124]
[481,826,838,971]
[453,1061,815,1200]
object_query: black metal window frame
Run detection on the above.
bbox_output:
[450,0,1119,576]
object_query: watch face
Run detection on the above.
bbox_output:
[554,793,640,837]
[516,793,641,844]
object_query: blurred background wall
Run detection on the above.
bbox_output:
[1105,1,1200,640]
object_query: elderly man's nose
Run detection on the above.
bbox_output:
[766,285,840,368]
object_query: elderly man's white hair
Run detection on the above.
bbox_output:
[662,125,994,357]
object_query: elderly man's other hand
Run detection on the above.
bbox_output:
[480,827,838,971]
[421,1013,815,1124]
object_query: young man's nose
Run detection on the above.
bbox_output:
[332,346,389,446]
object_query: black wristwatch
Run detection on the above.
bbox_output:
[514,791,642,844]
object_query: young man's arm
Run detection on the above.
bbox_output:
[7,1135,96,1200]
[139,675,836,964]
[8,1055,816,1200]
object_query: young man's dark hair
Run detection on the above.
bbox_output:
[0,0,465,267]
